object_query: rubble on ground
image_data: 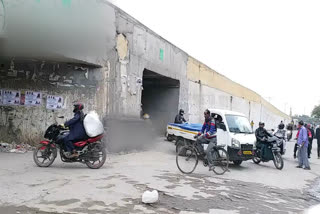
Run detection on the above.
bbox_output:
[0,142,35,153]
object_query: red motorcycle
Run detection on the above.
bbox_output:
[33,123,106,169]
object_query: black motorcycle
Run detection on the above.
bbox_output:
[253,136,284,170]
[33,123,106,169]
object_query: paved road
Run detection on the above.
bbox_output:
[0,138,320,214]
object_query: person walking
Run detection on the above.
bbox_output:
[316,125,320,159]
[296,120,310,170]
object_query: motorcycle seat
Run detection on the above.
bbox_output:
[73,135,104,147]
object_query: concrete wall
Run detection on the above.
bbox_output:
[0,1,290,145]
[186,57,290,130]
[113,10,189,118]
[0,60,110,144]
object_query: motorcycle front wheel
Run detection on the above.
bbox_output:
[252,156,261,164]
[33,145,57,167]
[273,152,284,170]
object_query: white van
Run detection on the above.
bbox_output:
[208,109,255,165]
[166,108,255,166]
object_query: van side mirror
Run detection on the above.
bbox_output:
[219,123,227,131]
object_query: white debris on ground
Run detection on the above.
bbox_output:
[0,142,34,153]
[142,190,159,204]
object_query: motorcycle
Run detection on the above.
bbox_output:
[253,136,284,170]
[273,132,286,155]
[33,123,107,169]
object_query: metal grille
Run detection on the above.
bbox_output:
[241,144,253,151]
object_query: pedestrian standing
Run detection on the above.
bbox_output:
[250,120,254,131]
[296,120,310,170]
[306,124,314,158]
[316,125,320,159]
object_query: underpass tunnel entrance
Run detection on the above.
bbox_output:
[141,69,180,135]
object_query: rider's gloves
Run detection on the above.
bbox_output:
[59,124,65,128]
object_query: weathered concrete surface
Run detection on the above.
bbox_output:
[0,60,112,145]
[0,138,319,214]
[0,0,290,145]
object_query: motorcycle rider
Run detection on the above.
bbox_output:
[194,109,217,164]
[255,122,272,160]
[63,102,88,158]
[274,123,286,154]
[174,109,187,124]
[286,122,293,141]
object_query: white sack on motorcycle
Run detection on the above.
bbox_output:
[84,111,104,137]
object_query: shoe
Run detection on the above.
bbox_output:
[296,166,302,168]
[203,159,208,167]
[294,155,296,159]
[308,156,311,159]
[69,152,79,158]
[304,167,311,170]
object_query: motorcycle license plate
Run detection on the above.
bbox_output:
[243,151,252,155]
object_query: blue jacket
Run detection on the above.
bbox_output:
[200,119,216,138]
[64,111,87,141]
[297,126,308,147]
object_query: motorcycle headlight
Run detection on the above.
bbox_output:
[231,138,241,148]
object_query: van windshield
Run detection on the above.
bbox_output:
[225,115,252,134]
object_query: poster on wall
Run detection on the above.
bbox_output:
[0,90,2,105]
[20,91,25,105]
[24,91,42,106]
[3,90,20,105]
[46,95,63,110]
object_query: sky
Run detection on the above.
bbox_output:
[111,0,320,116]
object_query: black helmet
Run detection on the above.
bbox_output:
[278,123,285,129]
[73,101,84,113]
[179,109,184,115]
[259,122,265,126]
[299,120,304,126]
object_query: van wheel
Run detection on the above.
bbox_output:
[233,160,242,166]
[167,135,174,142]
[176,138,187,156]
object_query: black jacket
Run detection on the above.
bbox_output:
[65,111,87,141]
[174,114,186,124]
[316,127,320,140]
[255,127,272,142]
[308,128,315,141]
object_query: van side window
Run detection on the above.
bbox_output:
[211,113,224,128]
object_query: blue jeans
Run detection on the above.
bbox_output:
[64,135,75,152]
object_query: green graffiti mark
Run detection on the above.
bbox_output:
[62,0,71,7]
[160,49,164,61]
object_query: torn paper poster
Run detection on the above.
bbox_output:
[46,95,64,110]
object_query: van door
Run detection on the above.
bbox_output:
[217,124,229,147]
[212,113,229,147]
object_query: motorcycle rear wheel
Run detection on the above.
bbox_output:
[33,145,57,167]
[85,143,107,169]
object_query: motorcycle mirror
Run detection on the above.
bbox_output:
[58,116,65,119]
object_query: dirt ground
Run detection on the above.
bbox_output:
[0,137,320,214]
